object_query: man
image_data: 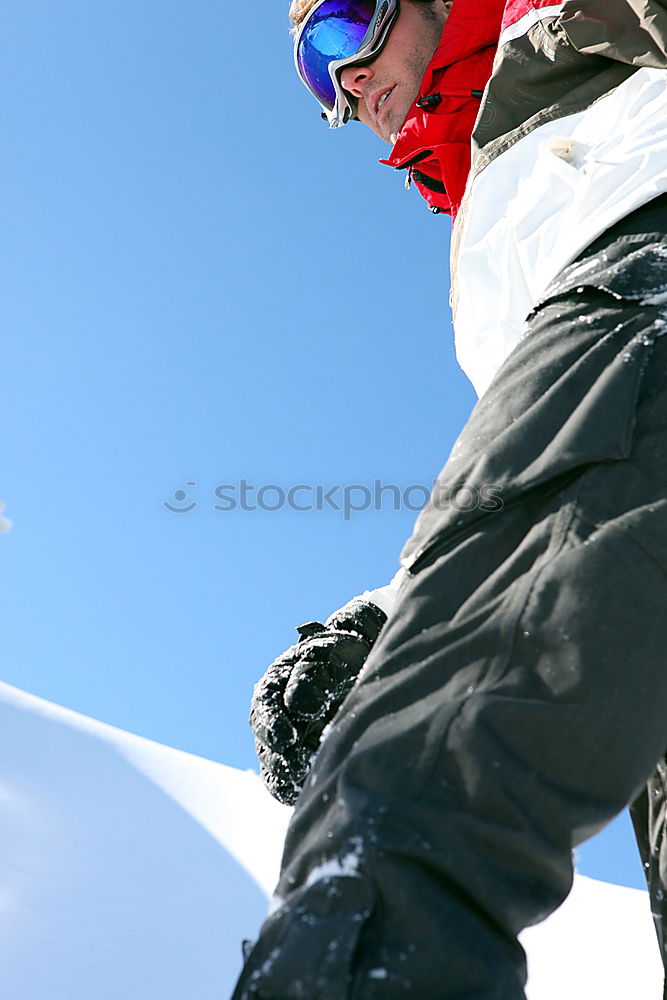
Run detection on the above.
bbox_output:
[232,1,667,997]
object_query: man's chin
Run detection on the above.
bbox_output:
[385,107,412,145]
[382,121,401,144]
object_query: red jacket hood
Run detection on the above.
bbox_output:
[380,0,505,219]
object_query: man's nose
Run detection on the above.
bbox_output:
[339,64,374,98]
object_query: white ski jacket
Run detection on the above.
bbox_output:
[453,0,667,397]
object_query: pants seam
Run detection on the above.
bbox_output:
[407,490,582,805]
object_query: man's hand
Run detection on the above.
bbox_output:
[250,598,387,806]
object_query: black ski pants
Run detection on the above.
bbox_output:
[232,196,667,999]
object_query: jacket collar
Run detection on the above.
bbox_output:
[381,0,505,173]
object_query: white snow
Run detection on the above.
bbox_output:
[0,681,292,1000]
[522,875,662,998]
[0,680,662,999]
[303,834,365,887]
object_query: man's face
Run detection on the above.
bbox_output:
[339,0,452,144]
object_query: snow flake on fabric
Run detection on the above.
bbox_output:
[303,835,365,890]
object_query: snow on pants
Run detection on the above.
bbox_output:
[231,195,667,999]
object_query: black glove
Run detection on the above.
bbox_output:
[250,598,387,806]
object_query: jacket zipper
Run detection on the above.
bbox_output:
[417,88,485,108]
[400,89,484,198]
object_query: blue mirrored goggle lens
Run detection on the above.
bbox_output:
[297,0,378,110]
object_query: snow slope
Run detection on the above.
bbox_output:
[0,681,661,999]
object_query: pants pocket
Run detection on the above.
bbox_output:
[401,286,664,574]
[233,874,377,999]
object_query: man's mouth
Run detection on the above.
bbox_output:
[374,87,394,118]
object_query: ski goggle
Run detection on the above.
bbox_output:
[294,0,400,128]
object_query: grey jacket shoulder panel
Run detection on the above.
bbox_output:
[472,23,634,174]
[561,0,667,67]
[472,1,667,177]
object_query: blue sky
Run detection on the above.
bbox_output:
[0,2,644,890]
